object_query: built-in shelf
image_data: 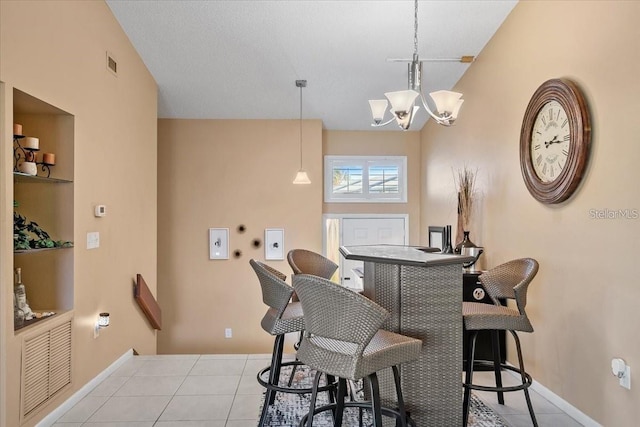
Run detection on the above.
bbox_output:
[14,246,73,255]
[13,172,72,184]
[13,309,71,334]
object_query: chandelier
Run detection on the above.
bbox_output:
[368,0,472,130]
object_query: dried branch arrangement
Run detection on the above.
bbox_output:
[454,166,477,231]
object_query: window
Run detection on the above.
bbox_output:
[324,156,407,203]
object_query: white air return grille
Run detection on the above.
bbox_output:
[21,319,72,420]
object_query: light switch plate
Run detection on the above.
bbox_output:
[265,228,284,260]
[87,231,100,249]
[209,228,229,260]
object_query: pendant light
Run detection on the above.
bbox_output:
[293,79,311,184]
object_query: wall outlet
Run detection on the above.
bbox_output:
[225,328,232,339]
[620,365,631,390]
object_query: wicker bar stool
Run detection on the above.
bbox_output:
[250,260,336,426]
[462,258,540,427]
[293,273,421,427]
[287,249,340,377]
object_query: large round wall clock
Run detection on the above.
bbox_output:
[519,78,591,204]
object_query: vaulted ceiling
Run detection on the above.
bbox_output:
[107,0,517,131]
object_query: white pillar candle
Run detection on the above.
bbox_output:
[13,123,23,135]
[23,137,39,150]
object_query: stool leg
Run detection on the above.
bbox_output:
[259,334,285,426]
[270,334,285,405]
[392,365,408,427]
[511,331,538,427]
[463,330,478,427]
[305,370,323,427]
[491,330,505,404]
[333,378,347,426]
[288,331,304,387]
[327,374,337,406]
[368,372,384,427]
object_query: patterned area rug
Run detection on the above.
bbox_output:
[259,365,507,426]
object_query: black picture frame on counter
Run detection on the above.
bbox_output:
[428,226,445,250]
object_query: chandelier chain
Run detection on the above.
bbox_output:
[413,0,418,56]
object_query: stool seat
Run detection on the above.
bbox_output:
[299,329,421,381]
[463,301,533,332]
[261,301,305,335]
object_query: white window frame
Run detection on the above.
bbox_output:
[324,155,407,203]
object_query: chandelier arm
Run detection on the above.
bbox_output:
[370,117,398,127]
[418,91,453,125]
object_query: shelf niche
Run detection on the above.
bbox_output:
[13,88,75,330]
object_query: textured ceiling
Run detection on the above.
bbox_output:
[106,0,517,131]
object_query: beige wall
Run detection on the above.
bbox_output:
[0,1,158,426]
[157,119,323,354]
[323,131,422,246]
[420,1,640,425]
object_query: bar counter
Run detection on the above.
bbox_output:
[340,245,474,427]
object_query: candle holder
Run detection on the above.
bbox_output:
[14,137,55,177]
[13,135,26,172]
[35,161,53,178]
[13,136,40,174]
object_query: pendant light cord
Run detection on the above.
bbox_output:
[299,83,303,169]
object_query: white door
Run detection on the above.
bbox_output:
[340,217,406,289]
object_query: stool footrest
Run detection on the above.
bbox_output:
[298,402,416,427]
[257,361,337,395]
[463,362,533,393]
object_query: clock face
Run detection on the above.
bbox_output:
[530,100,570,182]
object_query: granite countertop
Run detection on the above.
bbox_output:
[340,244,475,267]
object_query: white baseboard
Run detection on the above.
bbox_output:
[505,368,602,427]
[36,349,134,427]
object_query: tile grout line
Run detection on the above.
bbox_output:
[151,355,198,425]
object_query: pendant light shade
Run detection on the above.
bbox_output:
[293,170,311,184]
[293,80,311,185]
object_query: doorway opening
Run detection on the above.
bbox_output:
[323,214,409,290]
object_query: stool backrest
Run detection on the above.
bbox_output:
[287,249,338,279]
[250,259,293,319]
[293,274,388,356]
[480,258,539,314]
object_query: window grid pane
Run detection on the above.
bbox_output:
[332,166,363,194]
[368,166,399,194]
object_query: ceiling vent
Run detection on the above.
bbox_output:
[106,51,117,76]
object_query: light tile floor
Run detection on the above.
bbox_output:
[51,354,583,427]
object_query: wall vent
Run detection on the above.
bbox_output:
[106,51,117,76]
[21,319,72,421]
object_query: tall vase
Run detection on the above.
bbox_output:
[454,231,477,254]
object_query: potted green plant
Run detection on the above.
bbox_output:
[13,201,73,251]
